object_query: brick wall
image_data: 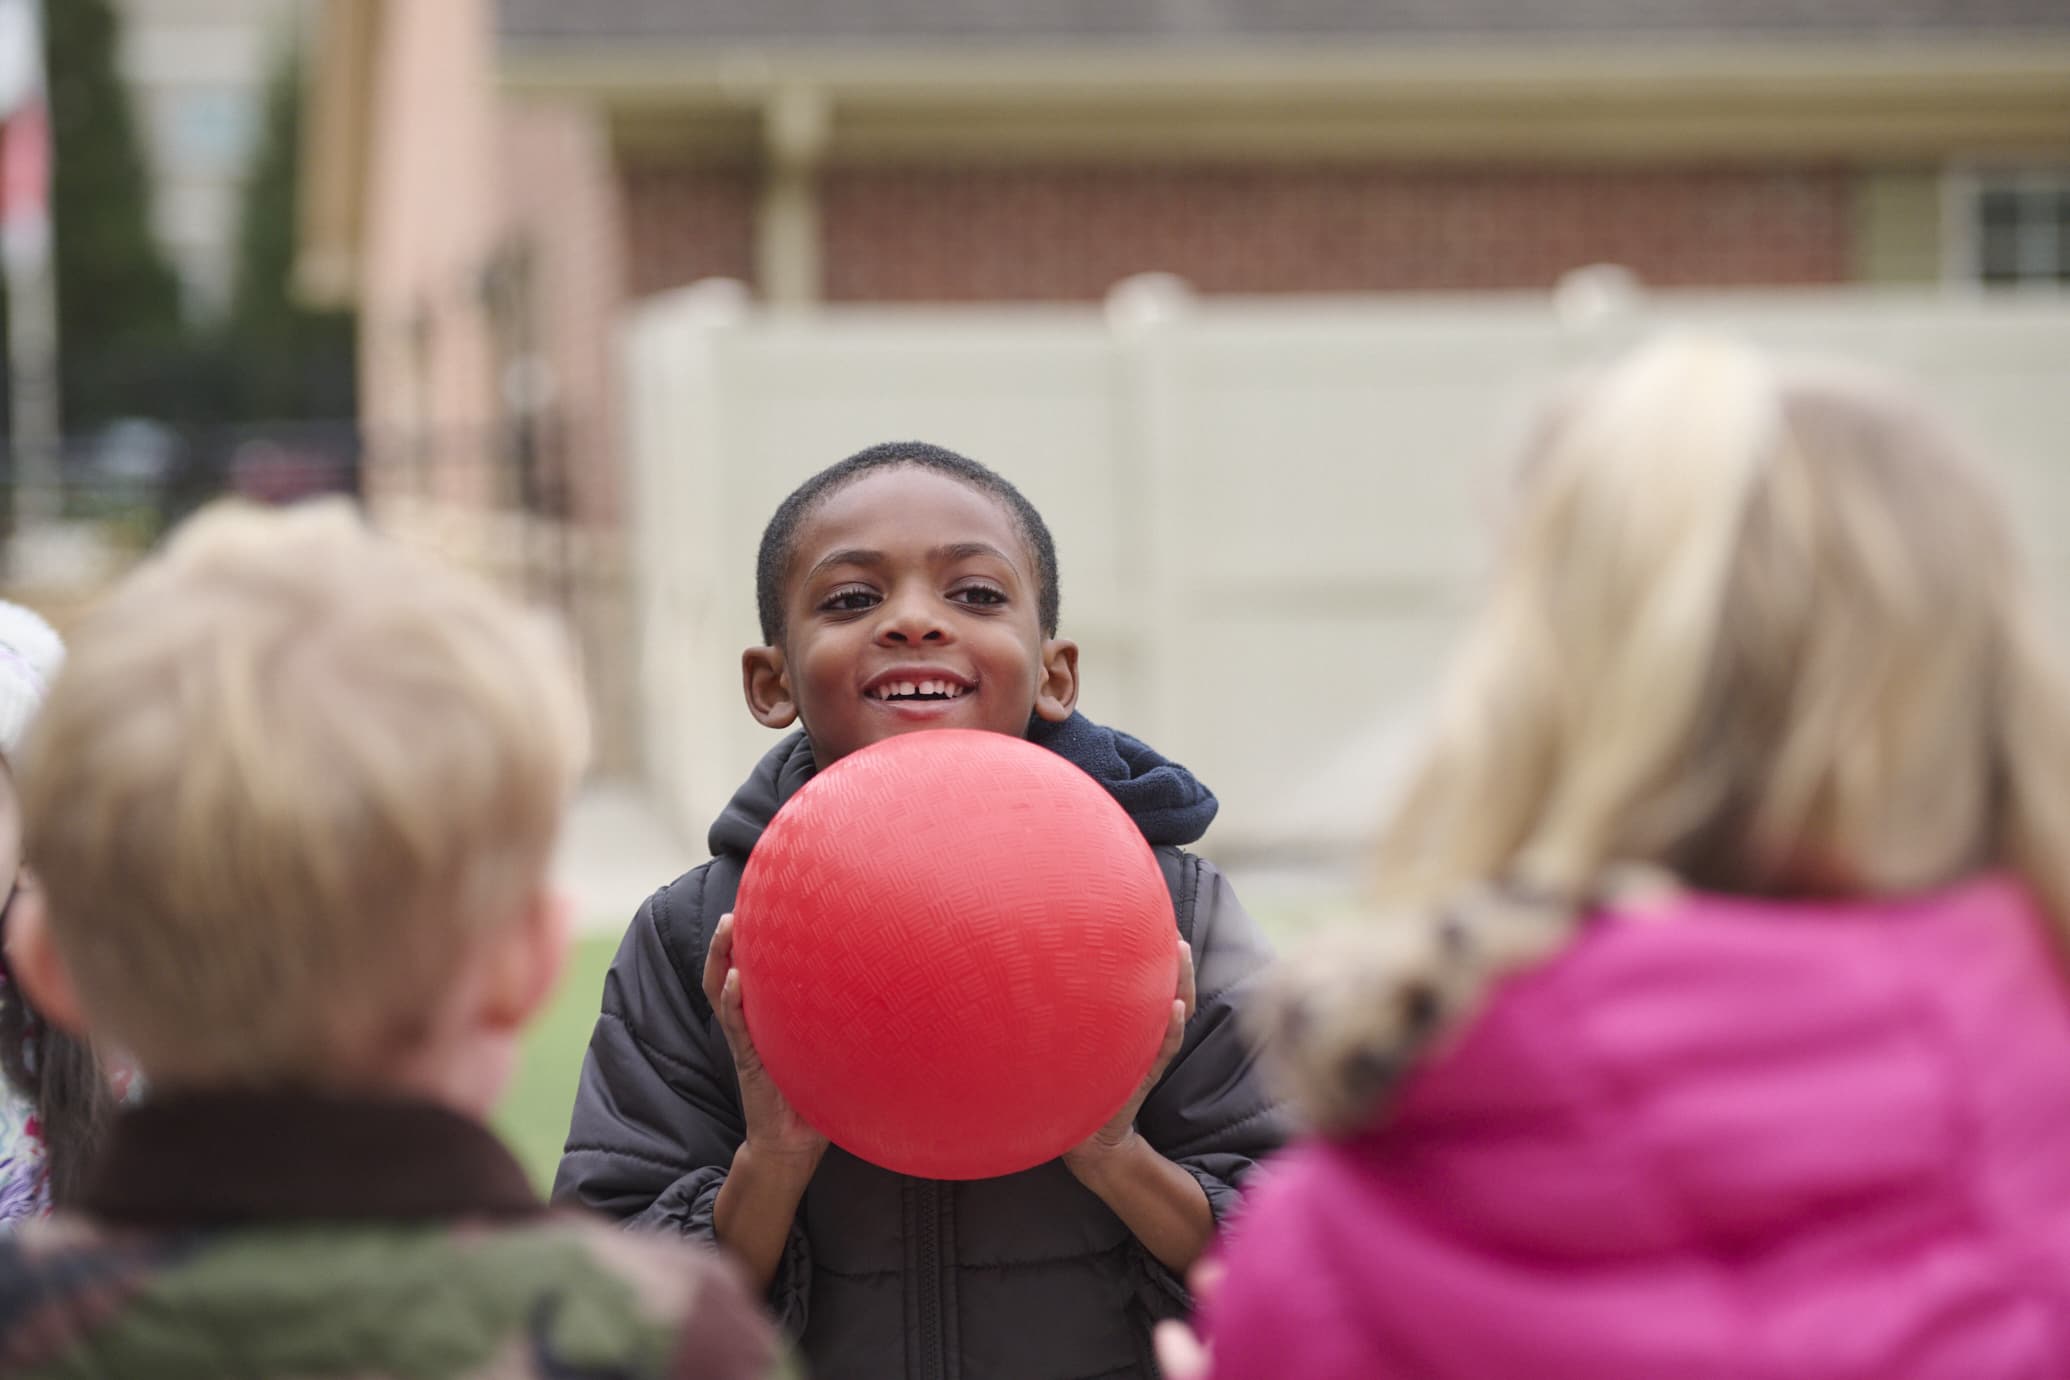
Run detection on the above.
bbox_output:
[819,164,1852,300]
[621,165,759,296]
[621,161,1854,302]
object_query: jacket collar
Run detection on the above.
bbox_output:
[707,712,1220,859]
[81,1089,544,1226]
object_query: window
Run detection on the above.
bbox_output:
[1953,169,2070,287]
[170,88,258,174]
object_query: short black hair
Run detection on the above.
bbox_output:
[756,441,1060,645]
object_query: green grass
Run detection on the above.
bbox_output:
[495,931,622,1192]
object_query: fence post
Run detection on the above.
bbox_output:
[626,276,750,843]
[1107,272,1195,758]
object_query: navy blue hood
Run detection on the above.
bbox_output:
[1024,712,1218,847]
[708,713,1219,859]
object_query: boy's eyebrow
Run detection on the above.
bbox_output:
[931,542,1015,566]
[805,543,1018,580]
[806,548,886,579]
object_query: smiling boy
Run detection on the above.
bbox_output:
[557,443,1284,1380]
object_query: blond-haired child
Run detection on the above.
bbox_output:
[0,502,784,1379]
[1186,339,2070,1380]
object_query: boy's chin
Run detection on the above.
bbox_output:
[810,698,1033,763]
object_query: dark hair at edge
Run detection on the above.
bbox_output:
[0,935,113,1208]
[755,441,1061,645]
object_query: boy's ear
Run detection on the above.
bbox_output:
[4,879,87,1037]
[481,886,573,1035]
[1034,638,1080,724]
[743,645,799,729]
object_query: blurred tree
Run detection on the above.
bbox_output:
[41,0,185,429]
[226,43,354,420]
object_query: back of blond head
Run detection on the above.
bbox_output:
[1382,335,2070,910]
[1271,337,2070,1131]
[18,500,591,1086]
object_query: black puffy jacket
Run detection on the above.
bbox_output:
[554,716,1286,1380]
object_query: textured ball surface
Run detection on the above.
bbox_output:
[733,729,1177,1180]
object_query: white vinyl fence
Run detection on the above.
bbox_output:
[624,280,2070,861]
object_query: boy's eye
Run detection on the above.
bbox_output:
[820,587,880,614]
[950,585,1008,607]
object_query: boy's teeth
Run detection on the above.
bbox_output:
[871,678,967,699]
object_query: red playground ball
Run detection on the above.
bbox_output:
[732,729,1178,1180]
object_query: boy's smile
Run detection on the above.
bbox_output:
[743,466,1078,766]
[861,664,975,717]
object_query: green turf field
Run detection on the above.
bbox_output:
[494,931,621,1191]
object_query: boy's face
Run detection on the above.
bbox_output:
[744,467,1078,767]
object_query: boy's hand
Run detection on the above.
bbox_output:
[1063,938,1195,1175]
[705,913,829,1170]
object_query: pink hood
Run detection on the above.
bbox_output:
[1207,877,2070,1379]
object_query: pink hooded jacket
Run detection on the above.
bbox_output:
[1206,877,2070,1379]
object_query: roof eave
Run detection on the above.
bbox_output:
[498,38,2070,164]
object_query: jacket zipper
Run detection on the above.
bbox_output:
[916,1179,946,1380]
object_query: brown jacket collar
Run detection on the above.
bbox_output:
[82,1090,545,1227]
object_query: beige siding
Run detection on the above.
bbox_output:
[1854,167,1946,284]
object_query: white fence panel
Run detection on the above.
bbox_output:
[624,284,2070,862]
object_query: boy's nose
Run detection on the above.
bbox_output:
[876,594,949,644]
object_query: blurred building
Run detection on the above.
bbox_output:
[300,0,2070,506]
[113,0,311,316]
[295,0,2070,783]
[505,1,2070,304]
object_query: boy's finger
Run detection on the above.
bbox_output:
[1177,939,1198,1023]
[1153,1321,1211,1380]
[1142,1000,1186,1087]
[702,913,736,1007]
[717,967,758,1054]
[721,966,745,1025]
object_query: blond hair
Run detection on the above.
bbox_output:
[1269,338,2070,1132]
[18,500,591,1086]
